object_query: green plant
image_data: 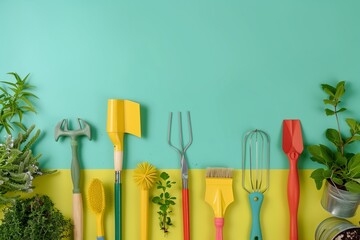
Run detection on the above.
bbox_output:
[308,81,360,193]
[0,72,37,134]
[0,72,50,204]
[0,125,46,203]
[152,171,176,235]
[0,194,73,239]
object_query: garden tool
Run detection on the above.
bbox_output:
[107,99,141,240]
[205,168,234,240]
[282,119,303,240]
[87,178,106,240]
[168,111,193,240]
[242,129,270,240]
[54,118,91,240]
[133,162,157,240]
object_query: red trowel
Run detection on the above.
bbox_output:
[282,119,304,240]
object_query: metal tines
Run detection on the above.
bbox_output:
[168,111,193,188]
[242,129,270,193]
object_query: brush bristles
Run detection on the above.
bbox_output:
[133,162,158,190]
[87,178,105,214]
[206,168,233,178]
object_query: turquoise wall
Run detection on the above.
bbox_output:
[1,0,360,170]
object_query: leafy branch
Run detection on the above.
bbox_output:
[152,172,176,235]
[308,81,360,193]
[0,195,73,239]
[0,72,37,134]
[0,72,51,205]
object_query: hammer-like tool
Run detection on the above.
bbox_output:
[55,118,91,240]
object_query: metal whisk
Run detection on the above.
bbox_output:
[242,129,270,240]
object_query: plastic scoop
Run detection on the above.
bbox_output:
[282,119,303,240]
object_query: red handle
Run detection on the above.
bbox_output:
[288,152,299,240]
[182,189,190,240]
[214,218,224,240]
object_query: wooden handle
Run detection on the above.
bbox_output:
[73,193,83,240]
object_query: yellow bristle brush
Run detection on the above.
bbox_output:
[87,178,106,240]
[205,168,234,240]
[133,162,158,240]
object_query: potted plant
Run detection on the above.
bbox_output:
[315,217,360,240]
[308,81,360,218]
[0,194,73,239]
[0,72,51,204]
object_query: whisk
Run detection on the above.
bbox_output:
[242,129,270,240]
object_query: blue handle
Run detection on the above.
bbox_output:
[97,237,105,240]
[249,192,264,240]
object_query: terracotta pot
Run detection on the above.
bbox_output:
[321,181,360,218]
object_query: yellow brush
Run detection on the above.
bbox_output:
[205,168,234,240]
[87,178,106,240]
[133,162,158,240]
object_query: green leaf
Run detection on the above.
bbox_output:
[165,192,170,199]
[160,204,169,212]
[308,145,334,166]
[336,108,347,113]
[0,81,17,87]
[157,185,164,190]
[165,200,175,205]
[353,178,360,184]
[166,217,172,225]
[160,172,169,181]
[319,144,334,165]
[334,152,347,167]
[323,99,336,106]
[311,169,326,190]
[152,196,161,204]
[346,118,360,135]
[323,169,332,179]
[335,81,345,99]
[308,145,321,157]
[332,177,343,186]
[321,84,336,96]
[325,108,335,116]
[345,181,360,193]
[352,136,360,141]
[348,153,360,178]
[326,128,341,147]
[310,156,326,165]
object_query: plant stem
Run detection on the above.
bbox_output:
[163,212,167,232]
[334,105,344,155]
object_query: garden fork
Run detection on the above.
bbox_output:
[168,112,193,240]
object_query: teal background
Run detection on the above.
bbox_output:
[1,0,360,170]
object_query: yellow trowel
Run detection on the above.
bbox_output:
[107,99,141,240]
